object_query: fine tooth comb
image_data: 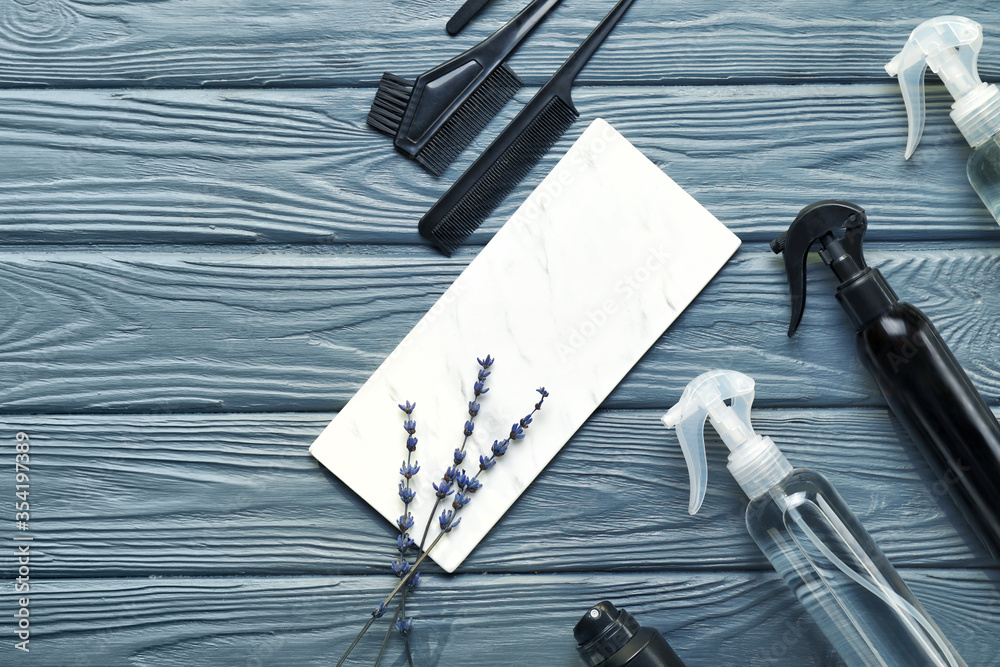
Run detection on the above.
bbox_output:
[418,0,636,255]
[367,0,562,176]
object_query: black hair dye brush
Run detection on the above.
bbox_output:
[419,0,636,255]
[368,0,562,176]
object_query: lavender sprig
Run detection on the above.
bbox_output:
[390,402,419,662]
[340,360,549,667]
[417,355,493,550]
[392,401,418,583]
[440,387,549,536]
[370,386,550,621]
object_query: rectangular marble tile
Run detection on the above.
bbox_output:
[310,119,741,572]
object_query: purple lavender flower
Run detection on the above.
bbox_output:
[520,414,533,428]
[397,534,414,553]
[433,480,454,499]
[391,559,412,578]
[396,513,414,532]
[406,435,418,452]
[407,572,420,589]
[452,492,471,510]
[453,448,466,464]
[468,401,480,417]
[479,454,496,471]
[399,461,420,479]
[454,470,472,489]
[373,601,389,618]
[535,387,549,410]
[397,481,416,505]
[478,355,494,369]
[402,419,416,435]
[491,439,509,457]
[463,420,475,437]
[398,401,416,415]
[473,380,489,397]
[463,476,482,493]
[394,617,413,637]
[510,423,525,440]
[439,509,462,533]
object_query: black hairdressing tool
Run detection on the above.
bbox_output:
[447,0,496,35]
[418,0,636,255]
[575,601,688,667]
[368,0,562,176]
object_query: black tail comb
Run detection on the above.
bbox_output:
[447,0,496,36]
[367,0,562,176]
[419,0,636,255]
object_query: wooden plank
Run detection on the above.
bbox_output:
[10,571,1000,666]
[5,408,996,578]
[0,1,996,87]
[0,244,996,413]
[1,86,998,245]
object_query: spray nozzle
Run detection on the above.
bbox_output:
[771,200,887,336]
[662,370,790,514]
[886,16,1000,156]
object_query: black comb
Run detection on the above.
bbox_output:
[367,0,562,176]
[419,0,636,255]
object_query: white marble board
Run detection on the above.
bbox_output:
[310,119,742,572]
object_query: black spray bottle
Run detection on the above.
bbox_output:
[772,200,1000,559]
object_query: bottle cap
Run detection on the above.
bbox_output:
[574,601,688,667]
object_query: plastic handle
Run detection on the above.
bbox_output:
[885,16,984,158]
[662,370,755,515]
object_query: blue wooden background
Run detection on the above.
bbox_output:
[2,0,1000,665]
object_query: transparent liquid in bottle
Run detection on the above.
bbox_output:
[745,468,967,667]
[967,133,1000,224]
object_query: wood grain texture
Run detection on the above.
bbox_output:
[0,244,997,413]
[3,408,997,579]
[0,0,996,87]
[2,86,999,245]
[8,571,999,667]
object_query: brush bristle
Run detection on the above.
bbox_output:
[420,97,579,255]
[415,64,523,176]
[367,72,414,137]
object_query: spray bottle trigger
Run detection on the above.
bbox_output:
[886,16,987,158]
[662,403,710,515]
[894,57,930,160]
[662,370,758,515]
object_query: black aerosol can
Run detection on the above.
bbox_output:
[574,601,687,667]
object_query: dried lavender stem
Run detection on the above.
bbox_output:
[337,509,442,667]
[336,615,376,667]
[373,602,404,667]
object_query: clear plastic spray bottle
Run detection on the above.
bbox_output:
[662,370,967,667]
[886,16,1000,223]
